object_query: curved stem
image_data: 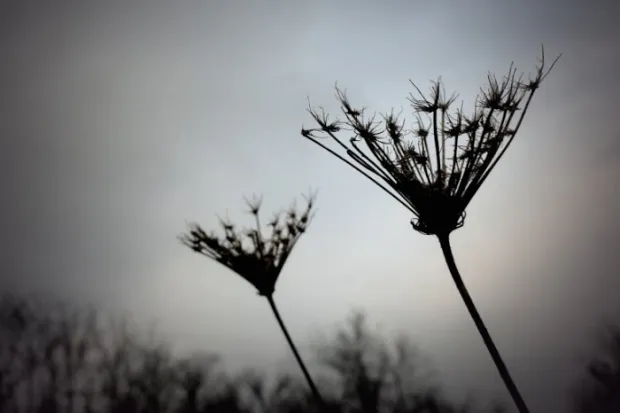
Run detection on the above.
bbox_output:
[266,295,324,406]
[437,234,530,413]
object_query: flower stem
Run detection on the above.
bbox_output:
[437,234,530,413]
[266,295,324,406]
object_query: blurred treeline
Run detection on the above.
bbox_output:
[0,293,616,413]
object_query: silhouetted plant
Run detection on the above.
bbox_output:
[302,47,561,413]
[572,323,620,413]
[179,192,324,406]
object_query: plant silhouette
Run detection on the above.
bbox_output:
[302,47,561,413]
[179,192,324,406]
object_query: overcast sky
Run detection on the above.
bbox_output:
[1,1,619,411]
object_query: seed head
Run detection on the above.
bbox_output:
[302,47,560,236]
[180,191,317,296]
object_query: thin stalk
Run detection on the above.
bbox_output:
[266,294,324,406]
[437,234,530,413]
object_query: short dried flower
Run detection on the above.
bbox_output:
[301,47,560,236]
[179,192,316,296]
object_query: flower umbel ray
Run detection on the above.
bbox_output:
[301,47,561,236]
[179,191,317,297]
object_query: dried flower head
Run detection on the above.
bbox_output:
[301,47,560,236]
[179,192,317,296]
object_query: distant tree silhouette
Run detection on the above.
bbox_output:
[311,311,506,413]
[0,293,245,413]
[0,293,102,413]
[572,324,620,413]
[302,47,561,413]
[0,293,508,413]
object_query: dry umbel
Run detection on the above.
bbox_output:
[302,47,560,236]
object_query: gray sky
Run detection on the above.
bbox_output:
[1,1,619,411]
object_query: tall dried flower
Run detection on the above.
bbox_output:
[179,192,324,406]
[301,47,561,413]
